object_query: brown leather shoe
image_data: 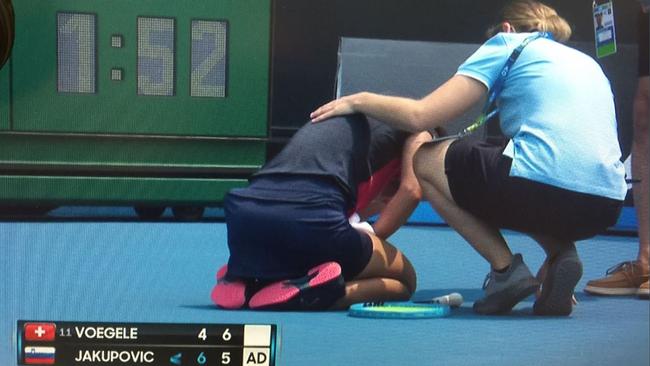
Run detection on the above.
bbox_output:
[584,261,650,296]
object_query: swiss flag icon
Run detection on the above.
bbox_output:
[24,323,56,342]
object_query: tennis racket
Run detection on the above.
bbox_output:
[348,301,450,319]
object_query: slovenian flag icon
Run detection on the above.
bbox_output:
[24,346,55,365]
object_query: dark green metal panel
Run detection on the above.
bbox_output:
[11,0,270,137]
[0,134,265,170]
[0,175,248,205]
[0,1,270,206]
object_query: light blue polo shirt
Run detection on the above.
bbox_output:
[457,32,626,200]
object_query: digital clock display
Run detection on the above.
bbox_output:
[55,12,229,99]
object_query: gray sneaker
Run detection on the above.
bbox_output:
[534,246,582,316]
[473,254,540,315]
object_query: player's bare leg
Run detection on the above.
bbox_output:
[332,234,416,309]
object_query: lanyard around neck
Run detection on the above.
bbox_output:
[436,32,552,141]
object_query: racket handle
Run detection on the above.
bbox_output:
[416,292,463,307]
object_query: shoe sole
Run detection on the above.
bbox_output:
[211,265,248,310]
[534,257,582,316]
[249,262,343,310]
[473,277,539,315]
[584,286,640,296]
[638,288,650,299]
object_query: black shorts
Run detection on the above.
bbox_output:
[444,138,623,241]
[224,175,373,282]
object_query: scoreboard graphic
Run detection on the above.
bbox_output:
[17,321,278,366]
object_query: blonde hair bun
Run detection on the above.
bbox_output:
[487,0,572,42]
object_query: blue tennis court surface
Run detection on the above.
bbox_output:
[1,221,648,366]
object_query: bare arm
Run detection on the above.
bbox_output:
[310,75,487,132]
[367,131,432,239]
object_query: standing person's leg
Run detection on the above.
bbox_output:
[412,140,538,314]
[633,76,649,298]
[584,76,650,297]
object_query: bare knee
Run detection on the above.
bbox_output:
[413,142,438,185]
[357,235,418,295]
[384,243,417,295]
[413,140,454,201]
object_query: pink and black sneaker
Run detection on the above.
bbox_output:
[210,265,251,310]
[248,262,346,311]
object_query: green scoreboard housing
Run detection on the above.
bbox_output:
[0,0,270,216]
